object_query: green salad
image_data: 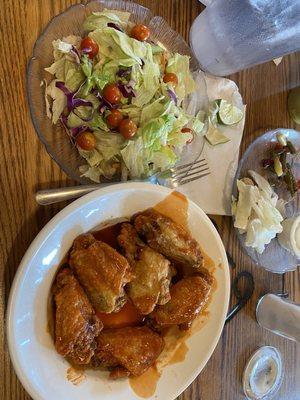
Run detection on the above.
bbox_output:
[44,9,205,182]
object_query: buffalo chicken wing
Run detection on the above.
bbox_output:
[133,209,204,270]
[52,267,102,365]
[70,234,133,313]
[118,223,173,314]
[95,326,164,377]
[150,276,211,329]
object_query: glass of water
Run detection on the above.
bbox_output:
[190,0,300,76]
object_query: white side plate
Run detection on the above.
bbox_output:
[7,183,230,400]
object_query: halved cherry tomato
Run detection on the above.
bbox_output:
[107,109,124,129]
[131,24,150,41]
[181,127,194,144]
[103,84,122,105]
[76,131,96,150]
[80,37,99,59]
[181,128,192,133]
[163,72,179,87]
[119,118,138,139]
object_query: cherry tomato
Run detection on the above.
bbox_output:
[119,118,138,139]
[131,24,150,41]
[181,128,192,133]
[76,131,96,151]
[107,109,124,129]
[103,84,122,104]
[163,72,179,87]
[80,37,99,59]
[181,127,194,144]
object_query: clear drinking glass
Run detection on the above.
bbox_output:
[190,0,300,76]
[256,294,300,342]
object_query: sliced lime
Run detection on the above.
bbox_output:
[216,99,244,125]
[288,87,300,124]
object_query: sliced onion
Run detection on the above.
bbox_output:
[92,88,102,100]
[99,101,107,114]
[107,22,123,32]
[73,108,93,122]
[70,46,80,64]
[127,79,136,87]
[70,126,88,138]
[60,114,68,127]
[56,81,92,112]
[72,98,93,108]
[117,81,136,98]
[117,67,132,78]
[167,88,177,105]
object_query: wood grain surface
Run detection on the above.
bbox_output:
[0,1,299,399]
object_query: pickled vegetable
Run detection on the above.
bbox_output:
[286,140,297,154]
[276,132,287,147]
[274,155,283,177]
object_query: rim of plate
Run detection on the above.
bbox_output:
[6,182,230,400]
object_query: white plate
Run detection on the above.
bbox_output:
[7,183,230,400]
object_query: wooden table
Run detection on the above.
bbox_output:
[0,1,299,399]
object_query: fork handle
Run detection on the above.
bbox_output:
[35,184,111,205]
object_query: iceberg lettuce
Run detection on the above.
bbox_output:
[166,54,195,102]
[45,36,85,92]
[90,27,148,66]
[121,136,151,178]
[83,10,130,32]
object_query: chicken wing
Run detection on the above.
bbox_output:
[150,276,211,329]
[133,209,203,269]
[95,326,164,377]
[52,267,102,365]
[70,233,133,313]
[118,223,172,314]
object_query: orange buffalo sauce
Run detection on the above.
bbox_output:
[129,366,161,398]
[96,300,144,329]
[154,191,188,229]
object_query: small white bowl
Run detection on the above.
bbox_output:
[7,183,230,400]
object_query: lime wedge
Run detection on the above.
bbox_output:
[288,87,300,124]
[216,99,244,125]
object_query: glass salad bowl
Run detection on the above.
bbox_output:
[232,129,300,273]
[27,0,208,184]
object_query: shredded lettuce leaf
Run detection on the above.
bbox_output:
[45,36,85,92]
[140,115,176,150]
[140,97,173,126]
[45,79,66,124]
[83,10,130,32]
[132,48,160,107]
[121,136,151,178]
[89,27,148,66]
[166,54,195,102]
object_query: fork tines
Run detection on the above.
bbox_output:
[173,158,210,185]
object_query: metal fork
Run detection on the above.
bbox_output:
[35,158,210,205]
